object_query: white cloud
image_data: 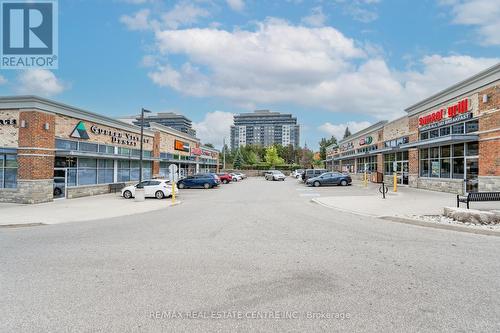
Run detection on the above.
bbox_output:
[161,2,210,29]
[144,19,498,120]
[120,9,151,31]
[193,111,234,148]
[16,69,67,97]
[335,0,379,23]
[0,75,7,85]
[301,6,327,27]
[226,0,245,12]
[440,0,500,45]
[318,121,372,140]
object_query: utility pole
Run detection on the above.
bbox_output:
[223,137,226,170]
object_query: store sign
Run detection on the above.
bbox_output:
[359,136,373,146]
[201,149,218,159]
[420,112,472,131]
[419,98,471,129]
[340,142,354,152]
[90,125,150,147]
[174,139,190,152]
[0,118,17,126]
[191,147,202,156]
[70,121,89,139]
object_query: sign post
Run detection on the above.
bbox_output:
[169,164,179,204]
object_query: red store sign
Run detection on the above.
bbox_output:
[419,98,469,127]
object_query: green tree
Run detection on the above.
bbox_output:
[299,147,314,168]
[233,149,244,169]
[264,146,284,167]
[343,127,352,139]
[246,151,258,165]
[318,136,337,160]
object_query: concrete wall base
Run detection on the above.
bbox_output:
[0,180,53,204]
[478,176,500,192]
[412,177,465,195]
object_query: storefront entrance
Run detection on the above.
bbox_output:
[53,168,67,199]
[397,161,409,185]
[465,158,479,193]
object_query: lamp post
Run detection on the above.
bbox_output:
[139,108,152,184]
[222,137,226,170]
[135,108,151,202]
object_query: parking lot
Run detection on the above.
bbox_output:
[2,174,500,332]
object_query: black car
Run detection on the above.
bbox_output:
[306,172,352,187]
[301,169,327,182]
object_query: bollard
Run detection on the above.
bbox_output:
[172,180,176,204]
[364,171,368,187]
[393,172,397,192]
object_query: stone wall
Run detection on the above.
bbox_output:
[416,177,464,195]
[0,180,53,204]
[478,176,500,192]
[0,110,19,148]
[67,184,112,199]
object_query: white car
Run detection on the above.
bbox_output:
[230,173,243,182]
[121,179,176,199]
[292,169,304,178]
[265,170,286,181]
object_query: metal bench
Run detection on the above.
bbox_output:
[457,192,500,209]
[109,183,126,193]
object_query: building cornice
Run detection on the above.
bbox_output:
[0,95,156,137]
[338,121,388,144]
[405,62,500,116]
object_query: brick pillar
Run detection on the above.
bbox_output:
[376,153,383,174]
[478,85,500,191]
[408,115,420,189]
[17,111,55,203]
[152,131,160,177]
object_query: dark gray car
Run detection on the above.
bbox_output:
[306,172,352,187]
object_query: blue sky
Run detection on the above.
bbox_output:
[0,0,499,149]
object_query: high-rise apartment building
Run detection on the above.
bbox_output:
[119,112,196,137]
[230,110,300,149]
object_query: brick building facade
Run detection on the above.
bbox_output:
[0,96,219,204]
[326,62,500,194]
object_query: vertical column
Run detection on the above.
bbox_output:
[152,131,160,177]
[17,111,55,203]
[478,86,500,191]
[408,115,420,189]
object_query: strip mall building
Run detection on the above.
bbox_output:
[0,96,219,203]
[326,63,500,194]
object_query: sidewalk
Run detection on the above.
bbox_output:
[313,183,500,218]
[0,194,180,226]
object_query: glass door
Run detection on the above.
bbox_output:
[465,158,478,193]
[53,168,67,199]
[396,161,409,185]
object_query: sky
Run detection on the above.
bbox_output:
[0,0,499,150]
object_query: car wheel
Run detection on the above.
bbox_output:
[203,183,210,189]
[155,191,164,199]
[313,181,320,187]
[340,180,348,186]
[53,187,62,196]
[223,179,228,184]
[178,183,185,189]
[123,190,132,199]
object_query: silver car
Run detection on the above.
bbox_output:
[265,170,286,181]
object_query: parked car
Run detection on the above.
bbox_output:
[230,173,242,182]
[292,169,304,178]
[265,170,286,181]
[234,172,247,179]
[217,173,233,184]
[122,179,174,199]
[306,172,352,187]
[177,174,219,189]
[302,169,328,182]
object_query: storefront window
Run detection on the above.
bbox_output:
[78,158,97,185]
[356,156,377,173]
[97,159,114,184]
[56,139,78,150]
[98,145,115,154]
[79,142,98,153]
[440,127,450,136]
[0,154,17,188]
[419,142,477,180]
[452,123,464,134]
[466,120,479,133]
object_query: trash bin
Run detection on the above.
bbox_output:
[371,171,383,183]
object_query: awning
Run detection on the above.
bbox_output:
[399,134,478,149]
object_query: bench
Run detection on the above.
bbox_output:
[109,183,126,193]
[457,192,500,209]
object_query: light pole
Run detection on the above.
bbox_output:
[222,137,226,170]
[139,108,152,185]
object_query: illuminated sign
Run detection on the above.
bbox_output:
[419,98,470,128]
[191,147,202,156]
[175,139,190,152]
[359,136,373,146]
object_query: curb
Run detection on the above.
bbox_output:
[379,216,500,237]
[311,198,500,237]
[0,223,46,229]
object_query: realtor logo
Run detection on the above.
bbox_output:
[1,0,58,69]
[70,121,90,140]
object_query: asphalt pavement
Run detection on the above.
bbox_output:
[1,177,499,332]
